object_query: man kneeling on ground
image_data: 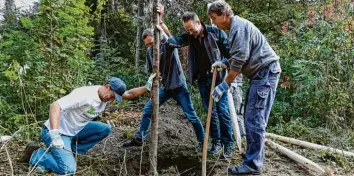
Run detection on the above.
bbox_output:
[21,74,155,174]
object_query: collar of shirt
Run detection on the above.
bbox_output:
[94,86,103,103]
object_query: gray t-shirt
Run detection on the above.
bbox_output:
[229,16,279,78]
[146,35,186,90]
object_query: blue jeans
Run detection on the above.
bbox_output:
[135,84,204,143]
[243,61,281,170]
[198,77,234,148]
[30,121,111,174]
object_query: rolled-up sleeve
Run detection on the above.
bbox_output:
[229,30,250,72]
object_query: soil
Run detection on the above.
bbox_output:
[0,102,349,175]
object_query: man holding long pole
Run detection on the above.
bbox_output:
[208,1,281,175]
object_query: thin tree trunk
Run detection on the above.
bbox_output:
[149,0,160,175]
[135,0,144,71]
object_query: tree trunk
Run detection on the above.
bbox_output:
[4,0,16,26]
[149,0,160,175]
[134,0,144,71]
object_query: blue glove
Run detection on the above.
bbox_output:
[212,81,229,102]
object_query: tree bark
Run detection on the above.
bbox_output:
[149,0,160,175]
[134,0,144,71]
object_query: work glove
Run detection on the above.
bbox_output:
[211,60,229,72]
[49,129,64,149]
[145,73,156,91]
[212,81,229,102]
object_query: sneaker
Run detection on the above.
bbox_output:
[223,147,233,159]
[228,164,261,175]
[21,141,39,163]
[122,138,143,147]
[208,142,222,156]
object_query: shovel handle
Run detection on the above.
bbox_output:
[202,69,218,176]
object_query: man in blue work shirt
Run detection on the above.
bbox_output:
[122,25,205,150]
[208,1,281,175]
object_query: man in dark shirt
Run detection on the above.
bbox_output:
[162,11,243,158]
[123,26,205,151]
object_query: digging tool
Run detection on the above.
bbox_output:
[202,69,217,176]
[226,86,243,153]
[224,70,243,153]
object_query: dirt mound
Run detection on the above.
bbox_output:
[1,103,313,175]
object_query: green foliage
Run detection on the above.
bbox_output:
[0,0,102,134]
[273,1,354,129]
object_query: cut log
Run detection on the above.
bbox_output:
[265,139,326,175]
[266,132,354,158]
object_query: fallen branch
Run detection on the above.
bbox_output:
[139,140,145,176]
[5,146,14,176]
[265,139,326,175]
[266,133,354,158]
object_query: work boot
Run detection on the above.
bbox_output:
[122,138,143,147]
[21,141,39,163]
[223,147,234,159]
[208,141,222,156]
[228,164,261,175]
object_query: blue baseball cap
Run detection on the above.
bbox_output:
[108,77,126,102]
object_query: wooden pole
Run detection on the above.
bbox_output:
[202,69,217,176]
[149,0,160,175]
[265,139,326,175]
[227,88,243,153]
[224,70,243,153]
[266,132,354,158]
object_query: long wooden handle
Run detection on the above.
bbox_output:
[202,69,218,176]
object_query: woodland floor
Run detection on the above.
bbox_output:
[0,101,353,175]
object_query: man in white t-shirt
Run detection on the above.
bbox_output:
[21,74,155,174]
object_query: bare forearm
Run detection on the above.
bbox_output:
[161,23,172,37]
[49,103,61,129]
[122,87,149,100]
[225,70,239,85]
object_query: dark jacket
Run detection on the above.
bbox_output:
[146,35,186,90]
[167,23,231,84]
